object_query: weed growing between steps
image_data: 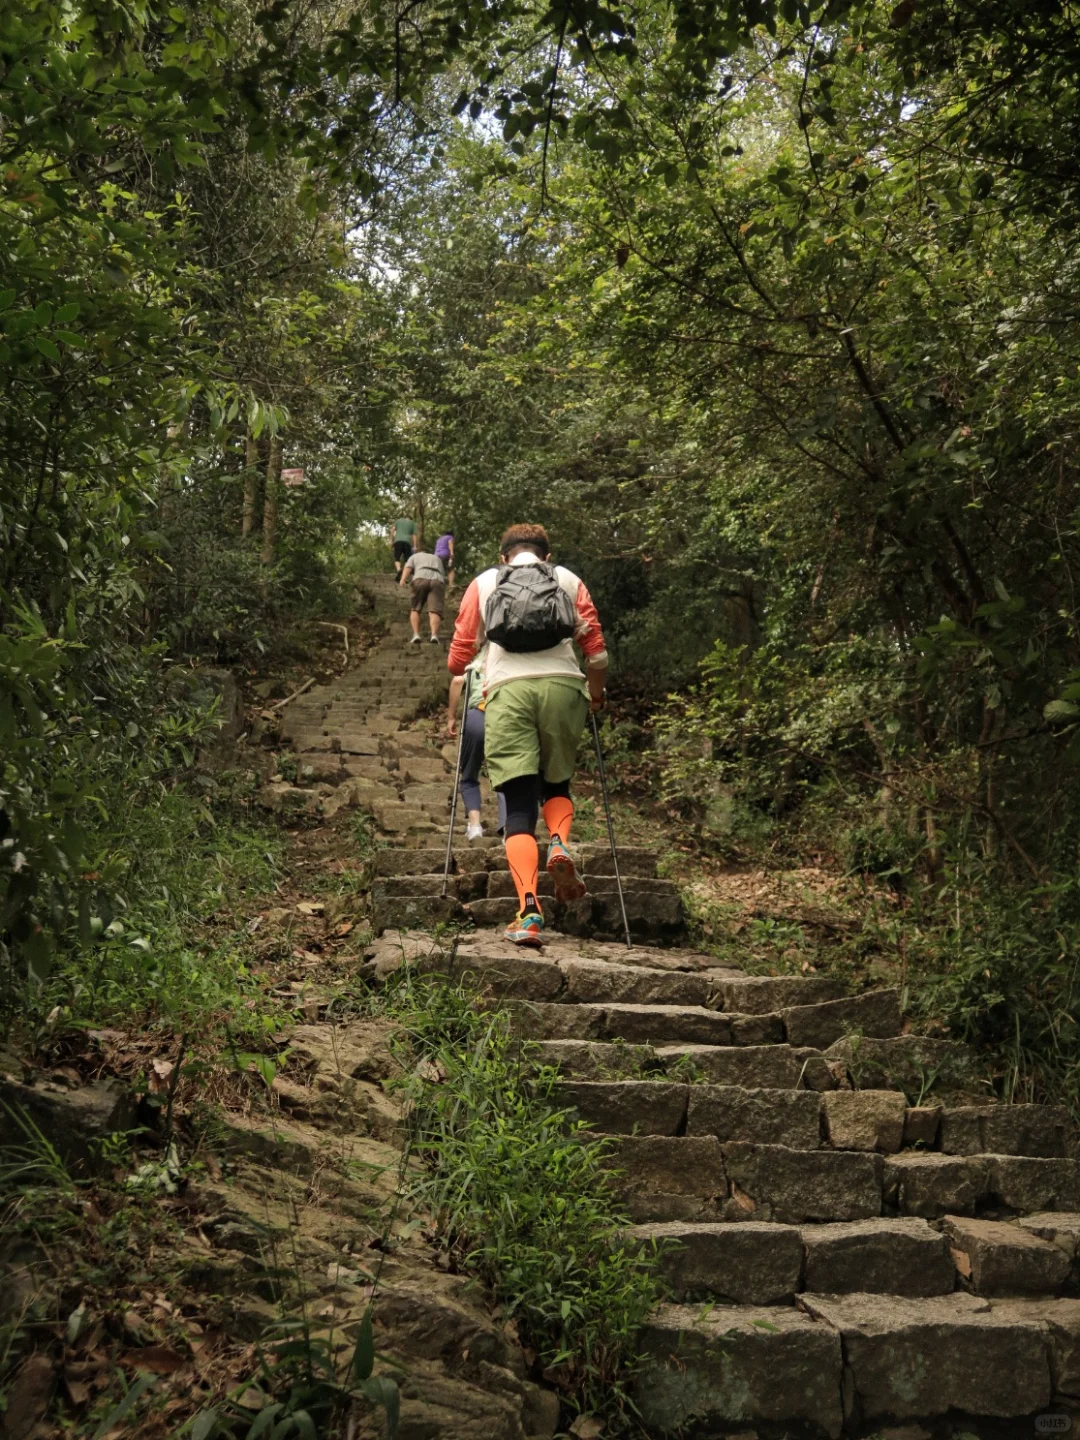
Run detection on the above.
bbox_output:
[379,969,665,1426]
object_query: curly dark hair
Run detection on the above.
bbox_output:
[499,523,550,559]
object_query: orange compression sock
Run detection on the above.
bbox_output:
[505,833,541,915]
[542,796,574,845]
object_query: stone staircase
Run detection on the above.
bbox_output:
[276,571,1080,1439]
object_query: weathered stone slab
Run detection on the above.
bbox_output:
[991,1297,1080,1400]
[801,1217,954,1296]
[783,989,901,1049]
[884,1153,989,1218]
[903,1105,942,1148]
[417,952,566,1003]
[717,975,844,1015]
[728,1012,785,1046]
[653,1044,815,1089]
[824,1034,972,1092]
[530,1039,656,1080]
[372,893,462,934]
[558,958,715,1009]
[822,1090,906,1153]
[337,730,385,755]
[597,1003,735,1047]
[295,752,347,783]
[800,1291,1051,1420]
[579,843,658,878]
[0,1078,137,1173]
[628,1220,804,1304]
[633,1303,843,1438]
[604,1136,727,1223]
[943,1214,1070,1295]
[512,1002,604,1042]
[1017,1211,1080,1260]
[554,1081,688,1135]
[399,757,450,783]
[987,1155,1080,1214]
[687,1087,822,1149]
[374,847,446,876]
[940,1104,1072,1158]
[722,1143,883,1223]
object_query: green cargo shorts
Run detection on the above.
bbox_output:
[483,677,590,788]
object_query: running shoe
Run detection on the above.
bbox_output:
[465,821,484,842]
[546,836,587,902]
[429,634,441,644]
[408,634,422,645]
[505,911,544,947]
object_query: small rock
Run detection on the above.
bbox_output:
[3,1353,55,1440]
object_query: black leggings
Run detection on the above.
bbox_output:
[498,774,571,838]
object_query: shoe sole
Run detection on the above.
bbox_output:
[506,929,544,948]
[548,853,587,903]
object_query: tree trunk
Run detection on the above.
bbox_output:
[261,435,282,567]
[242,431,262,538]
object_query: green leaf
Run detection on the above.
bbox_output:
[53,330,85,347]
[1044,700,1080,723]
[0,289,15,311]
[359,1376,400,1438]
[54,301,80,322]
[352,1309,375,1381]
[191,1410,220,1440]
[92,1373,156,1439]
[35,337,61,362]
[248,1403,284,1438]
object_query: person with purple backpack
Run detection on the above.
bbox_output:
[434,531,455,590]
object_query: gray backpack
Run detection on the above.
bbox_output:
[484,563,576,653]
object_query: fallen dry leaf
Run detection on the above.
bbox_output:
[296,901,324,917]
[569,1416,604,1438]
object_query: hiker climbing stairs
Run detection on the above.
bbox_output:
[273,571,1080,1439]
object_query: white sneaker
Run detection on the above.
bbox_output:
[465,822,484,842]
[408,634,422,645]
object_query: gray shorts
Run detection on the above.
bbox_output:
[411,578,445,615]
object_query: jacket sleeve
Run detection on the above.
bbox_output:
[574,581,608,669]
[448,579,482,676]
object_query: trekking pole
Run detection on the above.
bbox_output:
[590,710,632,949]
[441,679,469,898]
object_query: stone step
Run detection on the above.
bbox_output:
[884,1151,1080,1217]
[371,890,685,945]
[626,1216,955,1302]
[556,1080,824,1146]
[802,1216,956,1295]
[515,1001,778,1047]
[409,950,721,1007]
[801,1290,1052,1426]
[516,990,899,1049]
[943,1214,1072,1295]
[533,1039,826,1088]
[824,1032,974,1093]
[608,1138,1080,1225]
[632,1302,844,1437]
[634,1291,1054,1434]
[372,843,660,877]
[606,1136,884,1224]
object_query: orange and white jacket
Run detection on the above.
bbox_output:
[447,552,608,693]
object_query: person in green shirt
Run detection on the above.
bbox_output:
[392,517,419,575]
